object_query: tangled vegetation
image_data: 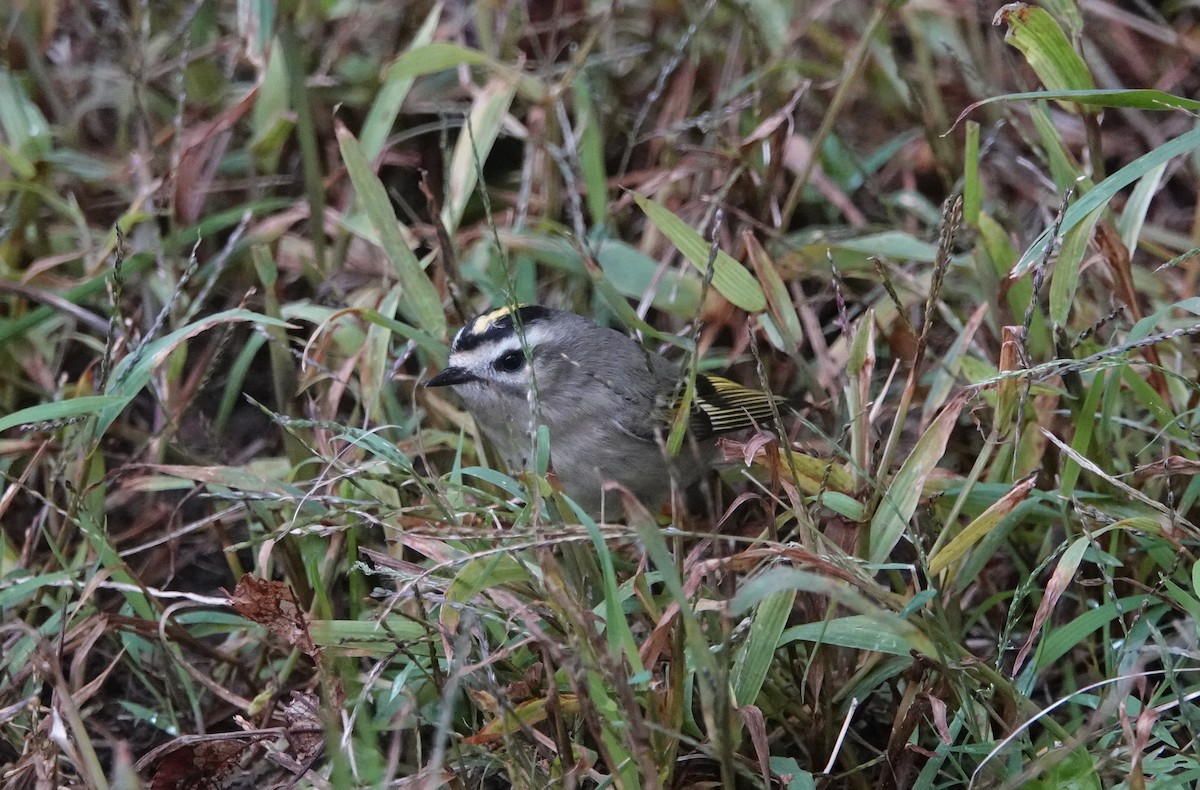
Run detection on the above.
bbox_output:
[2,1,1199,788]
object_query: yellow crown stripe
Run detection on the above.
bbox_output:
[470,305,522,335]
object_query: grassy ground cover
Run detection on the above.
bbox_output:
[2,1,1199,787]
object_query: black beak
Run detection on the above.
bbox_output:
[425,366,478,388]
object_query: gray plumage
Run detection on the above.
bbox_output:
[426,306,777,518]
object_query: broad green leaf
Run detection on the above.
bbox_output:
[250,37,289,172]
[769,758,818,790]
[747,233,804,352]
[1059,367,1104,497]
[101,309,292,436]
[148,464,305,498]
[1014,125,1200,275]
[0,571,75,611]
[1048,205,1103,326]
[823,230,943,262]
[1038,0,1083,38]
[1163,578,1200,623]
[459,466,526,498]
[359,3,442,160]
[0,180,90,229]
[929,474,1037,576]
[337,123,446,336]
[1022,749,1102,790]
[362,282,404,420]
[308,617,433,649]
[745,0,789,53]
[441,74,518,233]
[333,426,416,474]
[1118,162,1166,257]
[593,236,702,316]
[997,5,1094,99]
[360,304,448,366]
[632,192,766,312]
[771,452,855,496]
[496,230,703,317]
[1029,101,1085,190]
[1029,594,1159,675]
[385,41,493,80]
[442,552,532,633]
[732,589,795,707]
[779,615,922,657]
[963,121,980,225]
[0,67,50,172]
[383,41,544,101]
[572,75,609,228]
[732,568,900,626]
[585,673,640,789]
[869,392,966,565]
[0,396,127,433]
[845,312,874,489]
[577,508,644,674]
[953,88,1200,130]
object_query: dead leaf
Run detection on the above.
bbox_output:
[1013,536,1088,674]
[226,575,316,656]
[173,87,258,225]
[150,740,248,790]
[282,691,324,765]
[1134,455,1200,484]
[738,703,772,786]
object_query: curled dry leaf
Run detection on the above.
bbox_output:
[150,740,249,790]
[738,703,772,786]
[173,87,257,225]
[282,691,324,766]
[1134,455,1200,484]
[226,574,316,656]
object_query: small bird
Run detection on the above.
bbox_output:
[425,304,784,517]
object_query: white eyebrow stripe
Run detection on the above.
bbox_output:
[448,343,508,369]
[448,324,553,369]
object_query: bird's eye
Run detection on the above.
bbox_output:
[494,350,525,373]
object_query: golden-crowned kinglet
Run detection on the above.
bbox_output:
[425,304,783,517]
